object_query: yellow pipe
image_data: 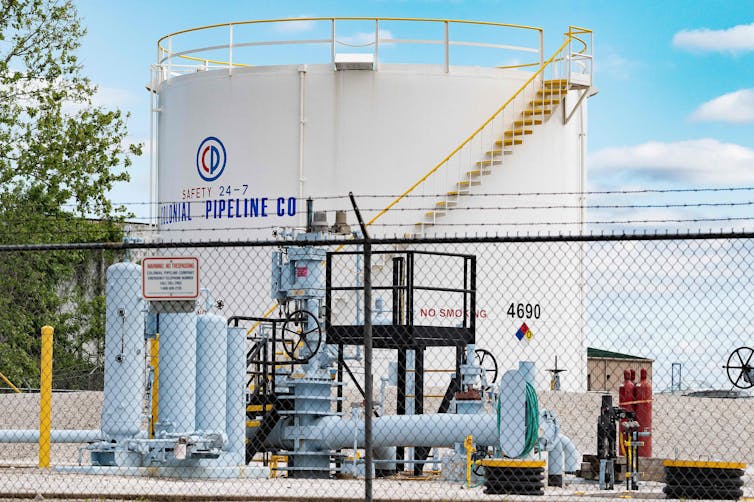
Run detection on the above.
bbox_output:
[0,371,21,393]
[246,302,278,335]
[464,435,474,488]
[39,325,53,468]
[149,334,159,439]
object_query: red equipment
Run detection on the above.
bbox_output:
[619,370,635,412]
[634,368,652,457]
[618,370,635,455]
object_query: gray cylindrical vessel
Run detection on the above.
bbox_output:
[101,262,144,439]
[158,311,197,434]
[225,327,246,463]
[196,313,227,436]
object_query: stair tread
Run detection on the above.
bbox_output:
[515,119,543,126]
[544,79,568,88]
[530,98,560,106]
[504,129,533,136]
[477,160,502,167]
[522,109,552,116]
[495,138,523,146]
[537,88,567,96]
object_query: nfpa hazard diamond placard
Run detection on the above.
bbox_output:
[515,322,533,341]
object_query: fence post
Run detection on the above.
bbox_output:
[349,192,373,502]
[39,325,54,468]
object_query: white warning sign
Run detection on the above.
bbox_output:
[142,257,199,300]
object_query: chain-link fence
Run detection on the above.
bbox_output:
[0,233,752,500]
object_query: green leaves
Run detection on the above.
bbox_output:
[0,0,141,389]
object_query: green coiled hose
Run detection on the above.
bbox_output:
[496,381,540,458]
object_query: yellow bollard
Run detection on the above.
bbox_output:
[149,334,159,439]
[39,325,54,468]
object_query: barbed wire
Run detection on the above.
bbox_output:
[48,185,754,208]
[3,200,753,226]
[1,217,753,241]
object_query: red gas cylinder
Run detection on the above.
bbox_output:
[620,370,636,412]
[618,370,635,455]
[634,368,652,457]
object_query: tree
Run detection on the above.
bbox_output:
[0,0,141,389]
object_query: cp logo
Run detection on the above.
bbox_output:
[196,136,227,182]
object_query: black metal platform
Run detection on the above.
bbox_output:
[327,324,474,349]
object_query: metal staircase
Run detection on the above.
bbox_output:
[358,26,593,238]
[415,79,570,236]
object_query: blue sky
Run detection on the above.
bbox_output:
[73,0,754,228]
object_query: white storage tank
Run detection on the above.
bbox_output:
[151,19,593,391]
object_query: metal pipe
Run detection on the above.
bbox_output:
[313,413,498,450]
[560,433,580,473]
[148,67,154,229]
[444,21,449,73]
[330,19,336,68]
[374,19,379,70]
[149,332,159,439]
[0,429,102,443]
[228,24,233,76]
[39,325,54,468]
[298,66,307,229]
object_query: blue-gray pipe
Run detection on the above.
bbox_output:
[271,414,499,450]
[0,429,102,443]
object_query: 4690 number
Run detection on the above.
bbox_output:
[507,303,540,319]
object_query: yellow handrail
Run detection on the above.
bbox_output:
[157,17,543,70]
[158,17,542,49]
[364,34,578,227]
[0,371,21,393]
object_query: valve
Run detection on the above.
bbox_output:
[281,309,322,363]
[723,346,754,389]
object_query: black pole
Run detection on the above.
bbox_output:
[396,349,406,471]
[349,192,373,502]
[306,197,314,232]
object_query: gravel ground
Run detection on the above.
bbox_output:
[0,389,752,500]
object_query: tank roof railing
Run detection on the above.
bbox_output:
[154,17,544,83]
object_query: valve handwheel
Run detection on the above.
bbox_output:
[463,348,498,387]
[474,348,499,384]
[281,309,322,363]
[724,346,754,389]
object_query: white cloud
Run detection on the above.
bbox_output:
[273,17,316,34]
[337,29,394,48]
[691,89,754,123]
[92,86,140,109]
[673,22,754,52]
[596,47,643,80]
[589,139,754,186]
[61,85,140,115]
